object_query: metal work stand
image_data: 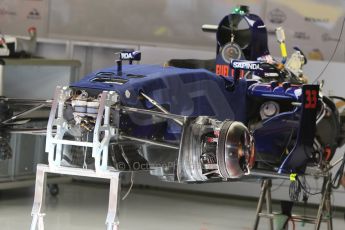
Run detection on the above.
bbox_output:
[253,176,333,230]
[253,179,274,230]
[30,87,122,230]
[30,164,121,230]
[315,174,333,230]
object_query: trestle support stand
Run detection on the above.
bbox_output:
[253,175,333,230]
[30,165,122,230]
[45,86,118,172]
[253,179,274,230]
[31,86,122,229]
[315,173,333,230]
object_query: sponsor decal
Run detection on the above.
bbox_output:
[216,64,229,76]
[322,33,340,42]
[120,52,134,59]
[0,8,16,16]
[294,32,310,40]
[264,72,279,77]
[268,9,286,24]
[120,51,141,61]
[305,17,329,24]
[216,64,247,78]
[232,61,260,70]
[27,9,41,19]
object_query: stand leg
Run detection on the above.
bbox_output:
[38,214,45,230]
[265,180,273,230]
[30,166,47,230]
[326,198,333,230]
[315,179,326,230]
[253,179,269,230]
[315,175,332,230]
[325,179,333,230]
[106,173,121,230]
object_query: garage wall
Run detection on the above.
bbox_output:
[0,0,264,48]
[1,0,345,61]
[0,0,49,35]
[48,0,254,48]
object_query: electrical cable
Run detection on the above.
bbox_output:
[271,179,287,192]
[313,17,345,84]
[329,96,345,102]
[122,171,134,200]
[296,176,322,196]
[289,180,301,201]
[331,152,345,189]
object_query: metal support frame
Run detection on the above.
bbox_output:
[30,164,122,230]
[253,176,333,230]
[45,86,118,172]
[31,86,122,229]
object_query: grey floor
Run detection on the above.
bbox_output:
[0,182,344,230]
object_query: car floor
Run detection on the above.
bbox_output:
[0,182,344,230]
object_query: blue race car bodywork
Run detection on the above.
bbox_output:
[60,7,342,183]
[70,62,319,178]
[0,6,342,185]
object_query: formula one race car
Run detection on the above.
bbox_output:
[1,6,344,184]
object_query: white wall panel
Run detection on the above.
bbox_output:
[47,0,264,47]
[0,0,49,36]
[265,0,345,62]
[139,45,214,65]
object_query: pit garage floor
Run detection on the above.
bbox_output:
[0,182,344,230]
